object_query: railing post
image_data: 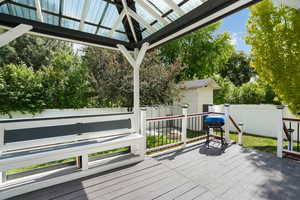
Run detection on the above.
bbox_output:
[140,108,147,155]
[182,105,188,148]
[238,122,244,146]
[277,105,284,158]
[0,126,6,183]
[76,154,88,171]
[224,104,230,142]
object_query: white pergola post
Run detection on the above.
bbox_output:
[224,104,230,142]
[277,105,285,158]
[0,24,32,48]
[118,43,149,133]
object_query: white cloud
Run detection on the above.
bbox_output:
[230,33,238,46]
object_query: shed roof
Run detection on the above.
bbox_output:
[0,0,260,50]
[179,78,220,89]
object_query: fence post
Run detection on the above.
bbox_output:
[182,105,188,148]
[140,108,147,155]
[238,122,244,145]
[277,105,284,158]
[0,126,6,183]
[224,104,230,142]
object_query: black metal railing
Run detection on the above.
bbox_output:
[283,118,300,153]
[186,114,206,140]
[146,115,183,150]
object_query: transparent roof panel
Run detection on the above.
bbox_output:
[0,0,258,49]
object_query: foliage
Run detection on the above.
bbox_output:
[213,76,279,105]
[245,0,300,114]
[0,31,72,70]
[0,51,91,117]
[83,47,183,108]
[160,22,234,80]
[219,51,256,86]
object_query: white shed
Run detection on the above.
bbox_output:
[178,79,220,114]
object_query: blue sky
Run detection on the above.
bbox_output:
[217,8,251,53]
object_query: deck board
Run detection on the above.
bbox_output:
[9,144,300,200]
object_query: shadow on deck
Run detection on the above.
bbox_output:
[10,144,300,200]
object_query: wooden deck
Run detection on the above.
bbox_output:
[10,144,300,200]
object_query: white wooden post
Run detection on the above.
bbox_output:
[224,104,230,142]
[117,43,149,135]
[76,154,89,170]
[277,105,284,158]
[0,126,6,183]
[208,105,214,136]
[140,108,147,155]
[238,122,244,146]
[182,105,188,148]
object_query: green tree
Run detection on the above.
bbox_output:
[245,0,300,114]
[0,51,91,117]
[219,51,255,86]
[160,22,234,80]
[0,30,72,70]
[83,47,183,108]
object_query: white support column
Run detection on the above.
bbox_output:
[277,105,285,158]
[35,0,44,22]
[117,43,149,134]
[140,108,147,155]
[0,126,6,183]
[238,122,244,146]
[79,0,91,31]
[224,104,230,142]
[182,105,188,148]
[0,24,32,48]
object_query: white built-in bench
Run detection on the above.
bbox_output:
[0,112,145,200]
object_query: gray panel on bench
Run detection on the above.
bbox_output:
[4,119,131,144]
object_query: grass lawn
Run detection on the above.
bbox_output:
[226,132,297,155]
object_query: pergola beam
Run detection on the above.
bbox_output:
[134,0,169,26]
[0,24,32,47]
[34,0,44,22]
[162,0,185,17]
[108,10,125,38]
[127,7,156,33]
[121,0,138,42]
[79,0,91,31]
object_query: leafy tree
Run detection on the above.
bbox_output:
[83,47,183,108]
[219,51,255,86]
[214,76,279,105]
[0,51,91,117]
[245,0,300,114]
[0,29,72,70]
[160,22,234,80]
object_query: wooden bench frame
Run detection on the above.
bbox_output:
[0,112,145,199]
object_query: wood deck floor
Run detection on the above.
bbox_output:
[10,144,300,200]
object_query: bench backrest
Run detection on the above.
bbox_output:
[0,112,135,152]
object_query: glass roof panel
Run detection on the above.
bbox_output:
[63,0,83,20]
[6,3,37,21]
[61,17,80,30]
[0,0,258,49]
[41,0,60,13]
[43,12,59,25]
[180,0,205,13]
[86,0,108,24]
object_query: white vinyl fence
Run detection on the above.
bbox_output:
[213,104,297,138]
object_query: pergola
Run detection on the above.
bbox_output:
[0,0,260,128]
[0,0,262,198]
